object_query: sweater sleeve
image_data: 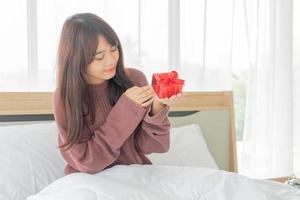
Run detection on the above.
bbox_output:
[126,68,171,154]
[135,106,171,154]
[53,90,147,174]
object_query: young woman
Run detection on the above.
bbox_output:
[53,13,182,175]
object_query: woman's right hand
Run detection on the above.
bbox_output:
[124,86,155,107]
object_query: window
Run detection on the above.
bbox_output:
[0,0,248,140]
[0,0,28,91]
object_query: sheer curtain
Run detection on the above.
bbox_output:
[0,0,234,92]
[293,0,300,178]
[239,0,298,179]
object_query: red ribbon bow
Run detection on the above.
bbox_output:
[151,71,185,98]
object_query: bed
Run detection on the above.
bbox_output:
[0,91,299,200]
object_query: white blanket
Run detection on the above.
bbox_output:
[27,165,300,200]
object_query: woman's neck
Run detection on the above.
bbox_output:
[84,74,106,85]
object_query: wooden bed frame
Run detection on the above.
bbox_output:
[0,91,238,172]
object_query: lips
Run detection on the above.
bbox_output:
[104,67,115,72]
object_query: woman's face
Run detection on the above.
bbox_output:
[84,35,119,84]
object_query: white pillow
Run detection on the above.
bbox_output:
[0,122,66,200]
[147,124,219,169]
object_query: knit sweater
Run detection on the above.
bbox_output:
[53,68,170,175]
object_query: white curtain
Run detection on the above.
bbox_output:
[179,0,234,91]
[293,0,300,178]
[239,0,299,179]
[0,0,234,92]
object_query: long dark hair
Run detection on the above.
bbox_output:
[57,13,133,150]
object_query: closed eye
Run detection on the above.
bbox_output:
[94,53,104,61]
[111,45,118,52]
[94,44,118,61]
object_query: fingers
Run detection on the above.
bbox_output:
[138,93,155,104]
[141,97,155,107]
[169,92,183,100]
[136,86,155,103]
[144,87,155,96]
[157,92,183,105]
[125,85,157,106]
[130,86,154,95]
[137,86,152,94]
[127,85,183,107]
[177,92,183,97]
[141,88,155,100]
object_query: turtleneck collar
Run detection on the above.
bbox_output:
[87,80,109,91]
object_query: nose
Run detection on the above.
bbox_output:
[105,51,117,67]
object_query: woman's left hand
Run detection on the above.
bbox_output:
[155,92,183,105]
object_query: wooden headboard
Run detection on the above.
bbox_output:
[0,91,237,172]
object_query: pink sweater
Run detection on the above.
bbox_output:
[53,68,170,175]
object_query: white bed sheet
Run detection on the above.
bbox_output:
[27,165,300,200]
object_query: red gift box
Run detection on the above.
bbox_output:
[151,71,185,98]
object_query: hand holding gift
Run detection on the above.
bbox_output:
[151,70,185,105]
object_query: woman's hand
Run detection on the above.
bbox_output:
[155,92,183,105]
[149,92,183,116]
[124,86,156,107]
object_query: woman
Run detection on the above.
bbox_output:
[53,13,182,175]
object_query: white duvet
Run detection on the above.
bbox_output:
[27,165,300,200]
